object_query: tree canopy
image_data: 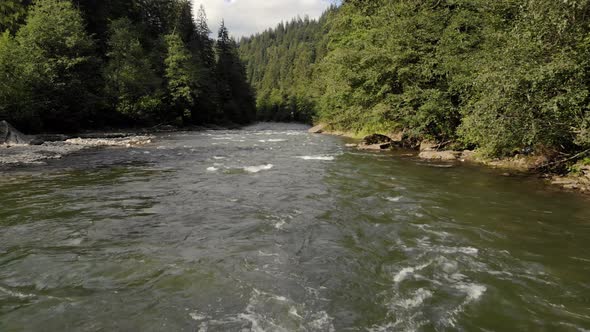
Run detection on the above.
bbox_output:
[0,0,255,132]
[240,0,590,159]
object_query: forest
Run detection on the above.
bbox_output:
[239,0,590,160]
[2,0,590,162]
[0,0,256,133]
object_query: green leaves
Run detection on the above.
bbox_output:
[243,0,590,159]
[1,0,97,132]
[104,18,162,122]
[164,32,201,121]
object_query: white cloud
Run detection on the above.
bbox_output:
[191,0,338,38]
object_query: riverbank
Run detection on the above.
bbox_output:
[0,122,242,166]
[0,136,154,166]
[309,123,590,194]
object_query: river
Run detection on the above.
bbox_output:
[1,123,589,331]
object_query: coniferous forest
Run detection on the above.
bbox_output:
[239,0,590,160]
[0,0,255,133]
[2,0,590,161]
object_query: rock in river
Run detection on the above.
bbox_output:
[358,134,394,151]
[0,121,32,145]
[308,124,326,134]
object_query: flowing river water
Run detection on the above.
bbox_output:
[1,123,590,331]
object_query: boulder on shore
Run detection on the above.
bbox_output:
[419,140,438,152]
[358,142,393,151]
[0,121,32,145]
[419,150,462,161]
[362,134,391,145]
[358,133,394,151]
[308,124,326,134]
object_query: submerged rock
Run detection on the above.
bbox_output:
[0,121,32,145]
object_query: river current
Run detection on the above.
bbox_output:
[1,123,589,331]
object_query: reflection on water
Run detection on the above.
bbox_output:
[1,123,589,331]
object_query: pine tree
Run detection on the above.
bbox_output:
[215,21,256,124]
[191,5,217,123]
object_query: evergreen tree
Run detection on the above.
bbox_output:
[216,21,256,124]
[104,18,163,123]
[191,5,218,123]
[164,32,201,124]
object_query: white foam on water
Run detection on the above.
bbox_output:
[213,156,225,160]
[206,167,218,172]
[289,307,303,319]
[244,164,274,173]
[232,288,336,332]
[385,196,403,202]
[441,283,488,328]
[439,246,479,256]
[268,139,287,142]
[308,311,336,332]
[189,312,207,321]
[397,288,433,309]
[258,251,280,257]
[297,155,335,161]
[0,286,35,299]
[456,283,487,302]
[393,262,431,283]
[274,220,286,230]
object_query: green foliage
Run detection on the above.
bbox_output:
[239,11,334,122]
[164,32,201,121]
[0,0,254,131]
[241,0,590,158]
[0,0,31,34]
[104,18,162,123]
[459,0,590,156]
[2,0,97,131]
[216,21,256,124]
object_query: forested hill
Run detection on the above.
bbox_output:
[239,0,590,160]
[0,0,255,133]
[239,9,335,123]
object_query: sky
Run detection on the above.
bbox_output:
[191,0,339,39]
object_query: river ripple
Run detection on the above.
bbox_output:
[1,123,589,331]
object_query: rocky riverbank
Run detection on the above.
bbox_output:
[309,123,590,194]
[0,136,154,166]
[1,120,157,166]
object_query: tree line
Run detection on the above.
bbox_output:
[239,0,590,159]
[0,0,255,133]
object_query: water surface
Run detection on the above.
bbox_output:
[1,123,589,331]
